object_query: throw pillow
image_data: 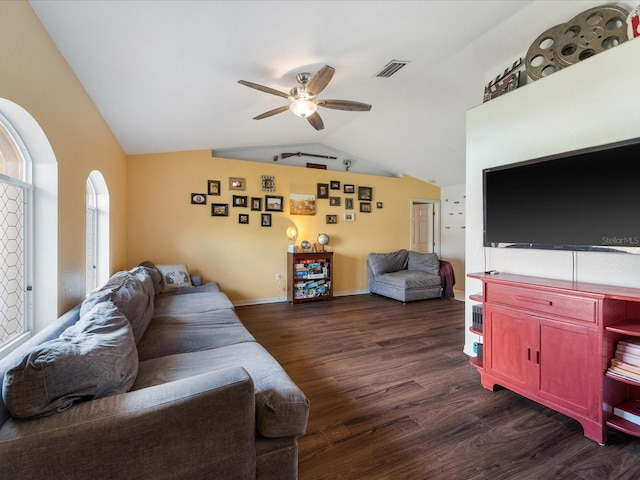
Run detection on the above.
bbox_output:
[156,263,193,291]
[407,251,440,276]
[2,301,138,419]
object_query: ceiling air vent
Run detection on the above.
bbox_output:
[374,60,410,78]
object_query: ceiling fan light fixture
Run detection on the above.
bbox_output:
[289,99,317,118]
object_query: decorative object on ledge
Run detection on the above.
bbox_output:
[301,240,312,252]
[317,233,330,251]
[211,203,228,216]
[483,58,522,102]
[306,162,327,170]
[207,180,221,196]
[262,175,275,192]
[265,195,283,212]
[229,177,245,191]
[277,152,337,162]
[191,193,206,205]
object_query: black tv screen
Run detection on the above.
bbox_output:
[483,137,640,253]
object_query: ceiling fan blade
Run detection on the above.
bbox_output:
[318,99,372,111]
[238,80,289,98]
[306,65,335,96]
[306,112,324,131]
[253,105,290,120]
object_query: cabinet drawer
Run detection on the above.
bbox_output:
[485,283,597,323]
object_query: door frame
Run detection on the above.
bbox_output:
[410,198,441,256]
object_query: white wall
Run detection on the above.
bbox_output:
[440,183,466,298]
[464,38,640,356]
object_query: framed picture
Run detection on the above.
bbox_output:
[261,213,272,227]
[330,180,340,190]
[265,195,284,212]
[344,212,355,222]
[344,184,355,194]
[229,177,245,191]
[211,203,228,216]
[232,195,248,207]
[191,193,206,205]
[290,193,316,215]
[345,198,354,210]
[358,186,373,201]
[208,180,221,196]
[377,202,384,209]
[251,197,262,211]
[238,214,249,224]
[360,202,372,213]
[262,175,275,192]
[326,214,338,224]
[329,196,341,207]
[317,183,329,199]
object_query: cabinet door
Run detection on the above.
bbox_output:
[485,305,537,391]
[537,318,599,419]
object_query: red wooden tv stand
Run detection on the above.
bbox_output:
[468,272,640,444]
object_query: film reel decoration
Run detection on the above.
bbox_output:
[525,24,565,81]
[525,4,630,81]
[554,4,629,68]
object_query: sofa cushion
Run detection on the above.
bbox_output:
[156,263,193,291]
[153,291,234,317]
[82,270,154,344]
[407,251,440,276]
[376,271,442,289]
[2,301,138,419]
[133,343,309,438]
[368,249,408,277]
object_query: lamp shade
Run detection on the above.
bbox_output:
[289,99,317,118]
[286,226,298,241]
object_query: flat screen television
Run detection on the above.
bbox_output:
[483,137,640,254]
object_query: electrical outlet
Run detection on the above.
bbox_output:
[275,273,282,281]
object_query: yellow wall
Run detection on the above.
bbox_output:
[0,1,128,314]
[127,151,440,303]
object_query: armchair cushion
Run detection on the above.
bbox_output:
[367,249,408,277]
[407,251,440,276]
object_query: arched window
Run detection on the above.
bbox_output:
[86,170,109,292]
[0,98,57,359]
[0,115,32,355]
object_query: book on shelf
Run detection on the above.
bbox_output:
[618,338,640,353]
[613,399,640,426]
[615,349,640,368]
[608,364,640,382]
[611,358,640,376]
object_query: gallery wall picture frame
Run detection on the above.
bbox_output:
[326,214,338,224]
[229,177,245,191]
[343,184,355,194]
[261,213,272,227]
[239,214,249,224]
[233,195,248,207]
[329,197,341,207]
[251,197,262,211]
[377,202,383,208]
[317,183,329,199]
[330,180,340,190]
[211,203,229,216]
[191,193,206,205]
[358,186,373,201]
[344,212,355,222]
[345,198,354,210]
[289,193,316,215]
[262,175,275,192]
[265,195,284,212]
[360,202,372,213]
[208,180,221,196]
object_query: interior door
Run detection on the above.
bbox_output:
[412,203,433,252]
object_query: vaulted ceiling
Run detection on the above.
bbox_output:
[29,0,611,186]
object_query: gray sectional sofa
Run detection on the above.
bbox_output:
[367,249,455,303]
[0,262,309,480]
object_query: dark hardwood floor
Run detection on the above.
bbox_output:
[236,295,640,480]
